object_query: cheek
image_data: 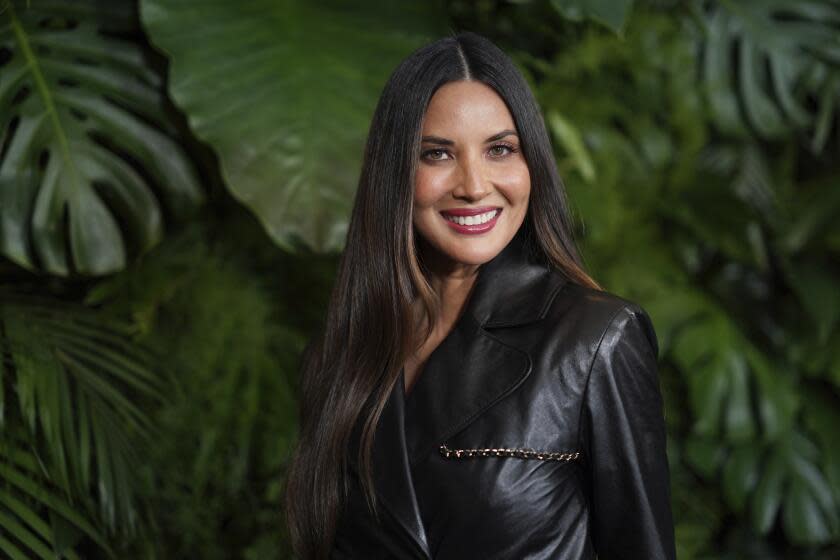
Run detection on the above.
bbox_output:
[414,166,450,207]
[496,162,531,204]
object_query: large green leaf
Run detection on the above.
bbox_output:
[699,0,840,149]
[673,304,799,445]
[139,0,446,253]
[751,431,839,544]
[0,0,204,276]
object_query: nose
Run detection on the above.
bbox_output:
[452,151,490,201]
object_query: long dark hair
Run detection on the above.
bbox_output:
[283,30,601,559]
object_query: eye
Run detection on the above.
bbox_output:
[421,148,450,161]
[489,143,518,158]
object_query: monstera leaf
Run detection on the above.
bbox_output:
[0,0,204,276]
[699,0,840,150]
[673,306,799,445]
[700,426,840,546]
[674,302,840,545]
[140,0,446,253]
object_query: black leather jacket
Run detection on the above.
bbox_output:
[332,227,677,559]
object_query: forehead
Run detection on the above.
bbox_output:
[422,81,515,133]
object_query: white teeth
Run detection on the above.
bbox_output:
[443,209,498,226]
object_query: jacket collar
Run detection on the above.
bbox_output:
[345,225,569,559]
[461,223,565,328]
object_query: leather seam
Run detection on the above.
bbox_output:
[480,268,571,329]
[483,272,568,329]
[576,304,634,465]
[538,276,571,318]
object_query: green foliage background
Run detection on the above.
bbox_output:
[1,0,838,558]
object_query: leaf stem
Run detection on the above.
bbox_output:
[7,1,78,192]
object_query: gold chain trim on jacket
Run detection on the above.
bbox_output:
[439,443,581,462]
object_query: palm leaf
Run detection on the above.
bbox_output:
[0,287,169,550]
[0,439,110,558]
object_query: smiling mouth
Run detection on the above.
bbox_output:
[439,207,502,234]
[440,208,499,226]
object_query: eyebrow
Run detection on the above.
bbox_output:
[420,129,518,145]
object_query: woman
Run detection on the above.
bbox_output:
[284,31,676,560]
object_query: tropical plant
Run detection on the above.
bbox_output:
[0,0,204,276]
[697,0,840,151]
[1,0,839,557]
[84,213,314,559]
[0,286,168,558]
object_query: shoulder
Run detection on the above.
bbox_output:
[543,274,659,359]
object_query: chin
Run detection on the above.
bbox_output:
[414,217,520,268]
[441,240,508,266]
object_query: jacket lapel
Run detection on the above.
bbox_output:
[347,371,431,559]
[345,225,568,558]
[402,308,529,465]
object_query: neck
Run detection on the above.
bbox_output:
[416,236,482,331]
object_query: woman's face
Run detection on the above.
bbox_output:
[413,80,531,270]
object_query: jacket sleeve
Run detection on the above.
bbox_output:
[579,304,677,560]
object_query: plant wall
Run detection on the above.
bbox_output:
[0,0,838,558]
